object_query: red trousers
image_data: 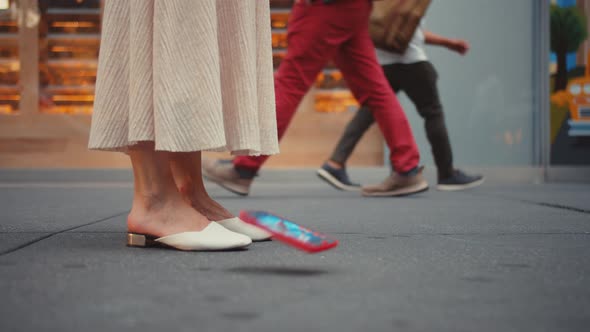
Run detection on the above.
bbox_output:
[235,0,420,173]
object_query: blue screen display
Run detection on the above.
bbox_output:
[249,211,331,246]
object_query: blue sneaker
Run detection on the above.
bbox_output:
[316,163,361,191]
[437,169,484,191]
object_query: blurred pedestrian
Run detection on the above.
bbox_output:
[204,0,428,198]
[318,22,484,192]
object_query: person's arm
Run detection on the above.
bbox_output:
[423,30,470,55]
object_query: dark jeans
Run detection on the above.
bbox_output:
[330,61,454,180]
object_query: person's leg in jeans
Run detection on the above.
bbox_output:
[318,64,405,190]
[396,62,454,180]
[329,106,375,166]
[399,61,484,190]
[316,106,375,190]
[328,64,406,167]
[333,46,419,174]
[330,8,427,196]
[205,0,427,197]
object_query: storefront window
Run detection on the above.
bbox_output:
[549,0,590,166]
[39,0,101,115]
[0,0,19,114]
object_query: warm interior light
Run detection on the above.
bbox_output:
[52,22,96,28]
[52,95,94,102]
[272,33,287,49]
[315,91,359,113]
[271,13,289,29]
[43,106,93,115]
[0,95,20,101]
[0,107,14,114]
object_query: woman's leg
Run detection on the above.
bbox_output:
[127,143,211,237]
[169,152,233,221]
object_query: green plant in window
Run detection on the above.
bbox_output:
[551,4,588,92]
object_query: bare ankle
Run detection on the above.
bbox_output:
[190,196,233,221]
[134,190,169,212]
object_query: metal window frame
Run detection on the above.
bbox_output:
[533,0,551,181]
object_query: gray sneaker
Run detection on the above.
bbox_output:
[361,166,429,197]
[316,163,361,191]
[202,159,253,196]
[437,169,484,191]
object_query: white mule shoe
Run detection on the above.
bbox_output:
[216,217,272,242]
[127,223,252,251]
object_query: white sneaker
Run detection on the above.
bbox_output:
[217,217,272,242]
[127,223,252,251]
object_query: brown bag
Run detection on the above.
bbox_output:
[369,0,432,54]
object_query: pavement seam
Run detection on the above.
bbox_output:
[0,211,128,257]
[530,201,590,214]
[465,192,590,215]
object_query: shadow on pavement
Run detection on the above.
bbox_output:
[227,266,334,277]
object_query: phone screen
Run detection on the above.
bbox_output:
[241,211,338,252]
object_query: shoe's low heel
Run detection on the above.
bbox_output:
[127,233,158,247]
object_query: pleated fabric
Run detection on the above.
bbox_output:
[88,0,279,156]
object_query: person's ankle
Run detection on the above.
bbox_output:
[399,166,419,177]
[437,169,454,182]
[127,202,159,234]
[326,160,344,170]
[132,185,182,214]
[134,192,166,212]
[235,166,257,179]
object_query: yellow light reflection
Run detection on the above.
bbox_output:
[52,95,94,102]
[52,22,96,28]
[315,91,359,113]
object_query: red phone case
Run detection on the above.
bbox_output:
[239,210,339,253]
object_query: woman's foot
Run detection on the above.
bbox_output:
[180,185,271,241]
[168,152,270,241]
[125,147,251,250]
[127,191,212,238]
[179,189,272,241]
[127,193,252,250]
[175,178,231,220]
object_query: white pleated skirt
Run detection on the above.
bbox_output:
[88,0,279,156]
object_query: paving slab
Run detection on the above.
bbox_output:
[0,169,589,332]
[476,183,590,212]
[1,231,589,332]
[0,187,130,232]
[0,233,51,255]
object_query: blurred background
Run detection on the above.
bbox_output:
[0,0,588,182]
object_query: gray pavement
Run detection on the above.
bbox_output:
[0,169,589,332]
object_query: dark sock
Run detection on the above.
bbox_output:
[235,167,257,179]
[400,166,419,177]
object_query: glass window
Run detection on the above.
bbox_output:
[39,0,101,114]
[395,0,537,166]
[0,0,19,114]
